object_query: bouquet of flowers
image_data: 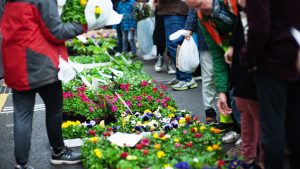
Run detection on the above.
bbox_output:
[134,3,153,22]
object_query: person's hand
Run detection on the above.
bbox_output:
[217,93,232,116]
[185,30,192,40]
[224,46,234,65]
[238,0,246,8]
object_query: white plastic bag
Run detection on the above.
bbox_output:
[58,57,76,83]
[57,0,66,16]
[137,17,156,56]
[176,38,200,73]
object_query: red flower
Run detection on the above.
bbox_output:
[159,132,165,138]
[140,80,149,87]
[185,142,193,148]
[190,128,196,133]
[103,132,111,137]
[152,79,158,83]
[120,152,129,159]
[152,87,158,92]
[108,127,113,131]
[195,133,202,138]
[159,92,164,97]
[218,160,225,167]
[143,149,149,155]
[88,130,96,136]
[136,144,144,150]
[141,138,150,146]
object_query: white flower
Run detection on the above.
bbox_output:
[193,158,199,163]
[154,112,162,118]
[131,120,137,126]
[89,120,96,126]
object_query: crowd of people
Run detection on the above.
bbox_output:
[113,0,300,169]
[1,0,300,169]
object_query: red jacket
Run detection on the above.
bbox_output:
[1,0,87,91]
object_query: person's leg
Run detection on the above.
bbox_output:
[37,81,81,165]
[164,15,192,82]
[37,81,65,153]
[256,70,287,169]
[199,51,217,122]
[122,31,129,53]
[128,30,137,55]
[13,89,36,166]
[286,81,300,169]
[236,98,258,162]
[116,25,123,53]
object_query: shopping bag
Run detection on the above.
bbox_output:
[137,17,156,56]
[176,38,200,73]
[58,57,76,83]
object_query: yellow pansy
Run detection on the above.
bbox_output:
[179,118,186,124]
[143,121,149,125]
[210,127,216,133]
[94,148,102,158]
[207,146,213,152]
[168,113,175,118]
[193,127,198,132]
[157,151,166,158]
[144,109,152,113]
[161,136,167,141]
[89,137,99,143]
[153,133,159,139]
[136,121,142,126]
[76,121,81,125]
[200,125,206,131]
[174,138,180,143]
[80,0,87,6]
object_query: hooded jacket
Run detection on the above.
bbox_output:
[1,0,87,91]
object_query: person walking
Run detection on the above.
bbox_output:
[1,0,87,168]
[158,0,197,91]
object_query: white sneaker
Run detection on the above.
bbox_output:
[235,138,242,147]
[155,55,164,72]
[167,62,176,74]
[115,52,121,57]
[142,54,157,61]
[171,79,198,91]
[194,76,202,81]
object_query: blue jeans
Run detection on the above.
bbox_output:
[164,15,193,82]
[122,30,136,55]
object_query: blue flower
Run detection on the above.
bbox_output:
[163,124,173,130]
[175,162,191,169]
[135,126,143,131]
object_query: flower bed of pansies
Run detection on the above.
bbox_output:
[61,36,243,168]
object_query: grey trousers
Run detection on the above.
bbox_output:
[13,81,65,165]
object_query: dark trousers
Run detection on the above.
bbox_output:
[13,81,65,165]
[256,70,300,169]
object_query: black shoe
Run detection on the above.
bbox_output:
[217,122,234,132]
[15,164,34,169]
[205,107,218,125]
[51,147,81,165]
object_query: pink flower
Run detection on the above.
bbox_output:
[152,79,158,83]
[140,80,149,87]
[77,86,86,92]
[111,105,117,112]
[175,143,181,148]
[152,87,158,92]
[156,99,161,103]
[183,130,188,135]
[63,92,74,99]
[141,138,150,146]
[146,96,153,101]
[159,84,168,91]
[163,97,170,102]
[137,102,142,107]
[136,96,142,101]
[126,101,131,107]
[120,84,130,92]
[89,106,94,112]
[162,103,168,108]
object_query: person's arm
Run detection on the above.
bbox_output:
[242,0,271,69]
[38,0,87,44]
[184,8,197,31]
